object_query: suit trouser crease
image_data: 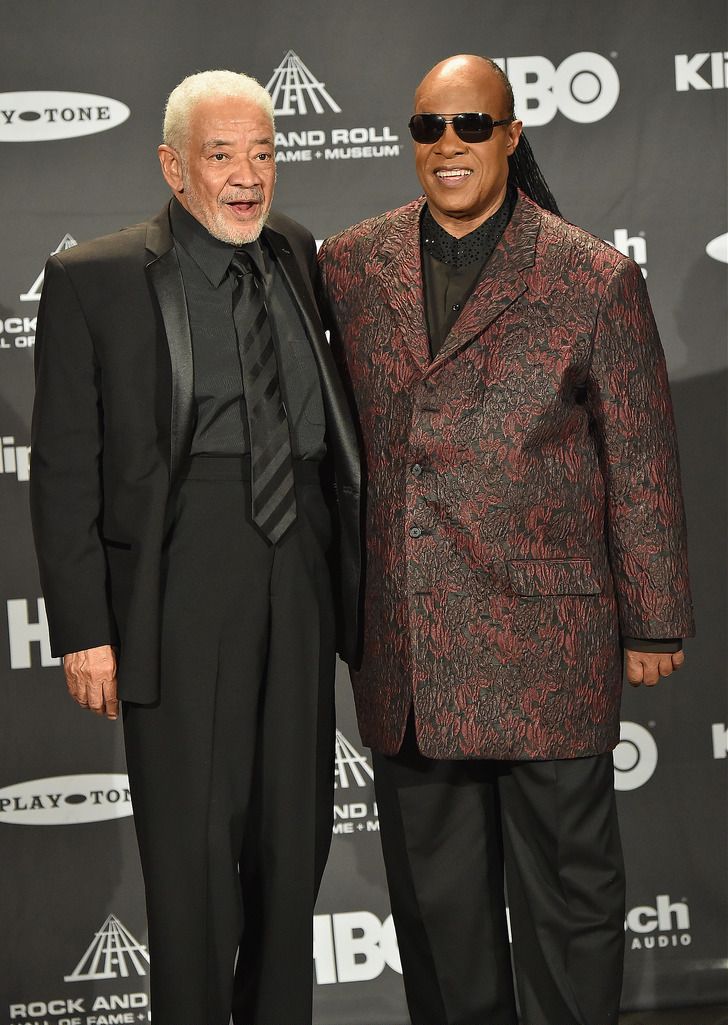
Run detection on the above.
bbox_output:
[123,462,335,1025]
[373,716,625,1025]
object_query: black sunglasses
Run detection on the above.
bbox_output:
[408,112,515,145]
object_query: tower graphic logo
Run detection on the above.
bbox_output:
[64,913,149,981]
[266,50,341,116]
[21,233,77,301]
[334,731,374,789]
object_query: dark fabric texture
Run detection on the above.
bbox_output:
[230,252,296,544]
[318,190,694,760]
[123,467,335,1025]
[170,198,325,461]
[30,202,362,695]
[373,717,625,1025]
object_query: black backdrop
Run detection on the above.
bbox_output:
[1,2,726,1022]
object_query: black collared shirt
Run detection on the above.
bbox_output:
[421,189,515,358]
[169,198,325,459]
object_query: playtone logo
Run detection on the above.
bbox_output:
[0,774,133,825]
[675,52,728,91]
[625,895,691,951]
[706,233,728,264]
[0,91,130,141]
[493,52,620,126]
[314,911,401,984]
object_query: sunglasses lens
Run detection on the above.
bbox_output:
[455,113,494,142]
[408,114,444,144]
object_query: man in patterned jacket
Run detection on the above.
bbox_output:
[318,54,694,1025]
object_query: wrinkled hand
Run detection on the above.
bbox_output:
[625,648,685,687]
[62,645,119,720]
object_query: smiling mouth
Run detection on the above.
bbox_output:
[435,168,472,181]
[226,200,260,216]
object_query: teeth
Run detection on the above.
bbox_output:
[436,169,471,179]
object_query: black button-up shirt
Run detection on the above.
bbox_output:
[170,199,325,459]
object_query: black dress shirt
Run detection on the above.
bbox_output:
[170,199,325,460]
[418,193,680,655]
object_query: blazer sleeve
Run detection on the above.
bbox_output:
[30,255,117,657]
[588,257,695,640]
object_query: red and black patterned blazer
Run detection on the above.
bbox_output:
[318,192,694,760]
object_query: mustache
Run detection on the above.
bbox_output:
[220,187,265,204]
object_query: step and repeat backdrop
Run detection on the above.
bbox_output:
[1,1,726,1022]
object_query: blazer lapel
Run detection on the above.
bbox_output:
[263,225,325,343]
[430,193,541,369]
[145,204,194,481]
[372,199,431,374]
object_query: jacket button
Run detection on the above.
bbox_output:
[411,463,423,477]
[409,526,422,538]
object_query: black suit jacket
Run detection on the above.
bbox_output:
[30,203,362,703]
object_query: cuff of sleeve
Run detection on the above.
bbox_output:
[622,637,683,654]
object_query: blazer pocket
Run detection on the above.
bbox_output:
[102,537,133,551]
[507,558,603,596]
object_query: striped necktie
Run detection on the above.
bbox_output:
[230,251,296,544]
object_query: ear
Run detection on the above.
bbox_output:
[505,119,523,156]
[158,144,185,194]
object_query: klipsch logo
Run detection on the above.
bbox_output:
[0,435,31,481]
[493,52,620,126]
[625,895,691,950]
[675,52,728,91]
[0,91,130,142]
[266,50,341,116]
[613,721,658,791]
[21,232,78,302]
[265,51,401,165]
[0,774,133,825]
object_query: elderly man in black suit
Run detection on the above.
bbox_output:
[30,69,361,1025]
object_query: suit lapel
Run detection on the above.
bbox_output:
[430,193,541,369]
[372,200,431,374]
[263,225,325,343]
[144,204,194,481]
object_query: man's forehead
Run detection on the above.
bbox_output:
[415,65,506,110]
[189,98,272,133]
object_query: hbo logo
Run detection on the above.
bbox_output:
[494,52,620,126]
[613,721,658,791]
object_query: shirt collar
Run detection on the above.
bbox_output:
[421,189,515,270]
[169,198,266,287]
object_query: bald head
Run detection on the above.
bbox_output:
[415,55,514,119]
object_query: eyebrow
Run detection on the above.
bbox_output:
[202,136,273,149]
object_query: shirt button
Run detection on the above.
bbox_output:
[452,303,461,312]
[409,526,422,538]
[411,463,423,477]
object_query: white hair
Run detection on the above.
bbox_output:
[163,69,274,150]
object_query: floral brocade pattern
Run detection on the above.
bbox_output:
[318,193,694,760]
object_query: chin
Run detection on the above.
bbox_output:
[208,210,269,247]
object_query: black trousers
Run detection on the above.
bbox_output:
[123,457,336,1025]
[373,715,625,1025]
